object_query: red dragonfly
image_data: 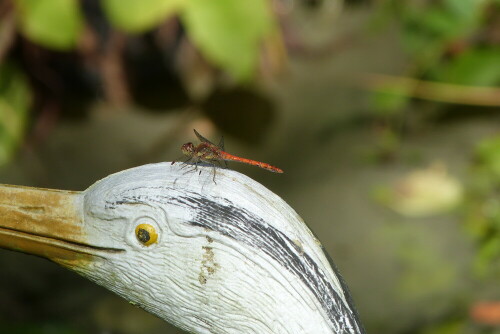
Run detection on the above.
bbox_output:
[173,129,283,175]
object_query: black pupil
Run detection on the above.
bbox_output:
[137,229,150,243]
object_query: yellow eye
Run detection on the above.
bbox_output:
[135,224,158,246]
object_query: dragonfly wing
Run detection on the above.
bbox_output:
[217,136,228,168]
[193,129,228,167]
[193,129,215,145]
[218,136,225,150]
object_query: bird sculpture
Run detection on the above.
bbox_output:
[0,162,364,333]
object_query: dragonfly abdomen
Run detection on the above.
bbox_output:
[219,152,283,173]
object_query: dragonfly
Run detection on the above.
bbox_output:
[172,129,283,180]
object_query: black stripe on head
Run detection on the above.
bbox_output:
[174,194,365,334]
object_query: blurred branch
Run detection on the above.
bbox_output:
[100,31,131,108]
[359,73,500,107]
[0,3,16,63]
[79,26,131,110]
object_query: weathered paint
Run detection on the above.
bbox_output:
[0,185,89,263]
[0,184,121,267]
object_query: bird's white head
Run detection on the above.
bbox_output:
[0,163,364,334]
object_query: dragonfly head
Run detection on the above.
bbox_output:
[181,142,195,156]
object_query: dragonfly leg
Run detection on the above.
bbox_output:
[177,157,199,176]
[210,159,227,170]
[212,166,217,184]
[176,157,196,171]
[172,155,191,166]
[181,164,198,177]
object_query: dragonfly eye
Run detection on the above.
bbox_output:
[181,142,195,155]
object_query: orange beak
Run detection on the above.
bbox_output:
[0,184,93,267]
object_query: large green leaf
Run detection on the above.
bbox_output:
[102,0,183,32]
[14,0,83,50]
[182,0,274,80]
[0,63,32,166]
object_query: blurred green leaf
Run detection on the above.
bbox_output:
[421,320,465,334]
[372,91,409,115]
[438,48,500,86]
[0,63,31,166]
[475,136,500,178]
[443,0,485,23]
[182,0,273,80]
[14,0,83,50]
[102,0,183,32]
[474,235,500,276]
[398,0,486,70]
[420,9,460,37]
[465,135,500,277]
